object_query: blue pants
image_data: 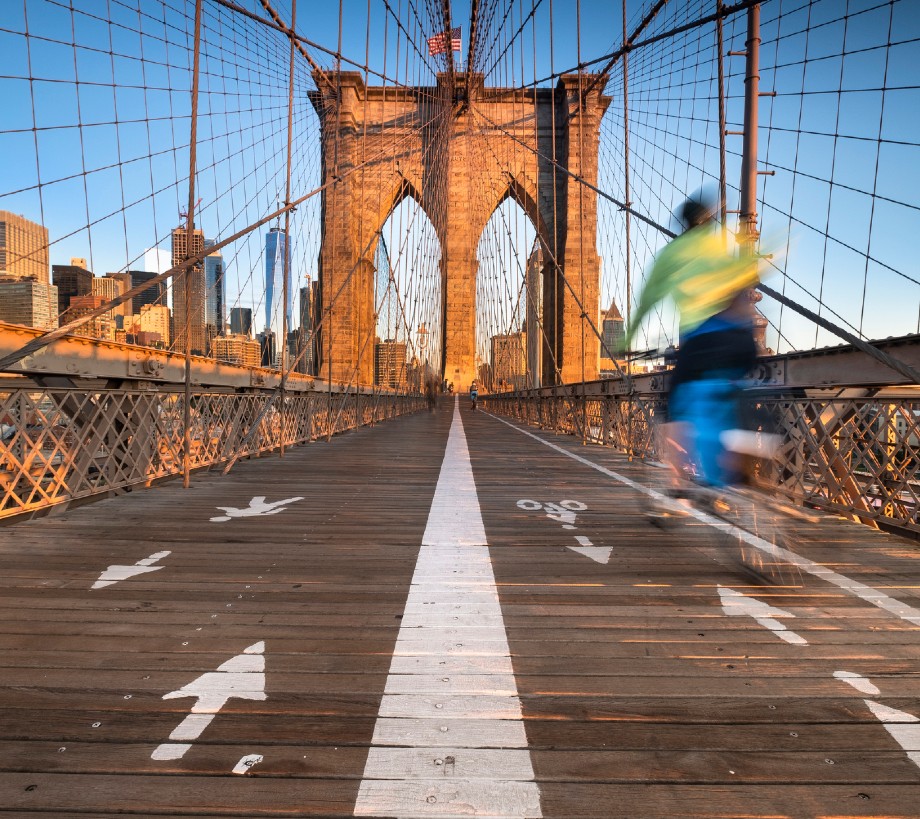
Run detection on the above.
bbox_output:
[669,377,741,487]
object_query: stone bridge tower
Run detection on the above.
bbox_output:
[310,72,610,389]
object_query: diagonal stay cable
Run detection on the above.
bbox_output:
[471,105,920,386]
[0,102,451,373]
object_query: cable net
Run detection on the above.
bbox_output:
[0,0,916,387]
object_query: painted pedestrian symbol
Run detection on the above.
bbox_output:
[210,495,303,522]
[517,498,611,564]
[152,641,266,761]
[91,551,171,590]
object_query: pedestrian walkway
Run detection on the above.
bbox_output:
[1,397,920,817]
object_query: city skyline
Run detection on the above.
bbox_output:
[1,1,916,367]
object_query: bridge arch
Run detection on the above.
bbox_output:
[311,72,609,388]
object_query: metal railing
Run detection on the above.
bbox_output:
[483,382,920,538]
[0,383,423,520]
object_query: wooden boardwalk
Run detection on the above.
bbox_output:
[1,396,920,818]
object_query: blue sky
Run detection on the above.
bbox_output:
[1,0,917,359]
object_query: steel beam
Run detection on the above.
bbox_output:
[0,323,379,395]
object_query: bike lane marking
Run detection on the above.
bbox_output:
[353,397,541,818]
[835,672,920,769]
[718,586,807,645]
[488,411,920,628]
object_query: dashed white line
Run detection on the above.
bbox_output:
[489,411,920,628]
[718,585,807,645]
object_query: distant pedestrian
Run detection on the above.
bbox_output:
[424,377,437,412]
[469,380,478,411]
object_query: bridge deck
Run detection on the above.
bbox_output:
[1,398,919,818]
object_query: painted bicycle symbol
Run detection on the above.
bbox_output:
[516,498,587,529]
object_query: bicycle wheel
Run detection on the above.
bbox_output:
[708,486,804,588]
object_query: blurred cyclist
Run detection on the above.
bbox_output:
[624,195,761,488]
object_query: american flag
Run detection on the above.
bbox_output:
[428,27,461,56]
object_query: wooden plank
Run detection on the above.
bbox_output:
[0,400,919,817]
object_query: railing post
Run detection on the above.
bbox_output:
[737,2,770,353]
[182,0,203,490]
[738,2,761,254]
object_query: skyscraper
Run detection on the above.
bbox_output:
[93,274,130,324]
[213,334,261,367]
[203,243,224,336]
[52,260,93,312]
[128,269,167,315]
[601,300,625,359]
[264,227,292,366]
[0,211,49,283]
[229,307,253,337]
[375,340,408,388]
[60,295,114,340]
[294,279,314,374]
[138,304,171,347]
[0,279,58,329]
[171,226,206,355]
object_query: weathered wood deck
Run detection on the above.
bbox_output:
[1,396,919,818]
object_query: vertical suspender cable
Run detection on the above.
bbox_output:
[280,0,297,456]
[715,0,728,229]
[183,0,204,489]
[622,0,632,364]
[622,0,634,456]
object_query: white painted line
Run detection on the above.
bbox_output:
[717,586,807,645]
[233,753,264,774]
[834,670,880,696]
[834,671,920,768]
[863,700,920,768]
[490,412,920,628]
[151,742,192,761]
[354,397,541,818]
[570,535,612,565]
[210,496,304,522]
[91,550,172,590]
[152,641,266,762]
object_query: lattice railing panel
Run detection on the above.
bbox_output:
[0,386,422,519]
[483,390,920,536]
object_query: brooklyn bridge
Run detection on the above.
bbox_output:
[0,1,919,816]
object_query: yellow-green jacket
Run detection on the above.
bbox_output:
[624,225,759,349]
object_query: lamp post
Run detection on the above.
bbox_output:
[416,323,429,394]
[417,322,428,365]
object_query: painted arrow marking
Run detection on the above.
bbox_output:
[569,535,612,564]
[91,551,171,590]
[717,585,807,645]
[152,641,266,761]
[836,671,920,769]
[210,496,303,522]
